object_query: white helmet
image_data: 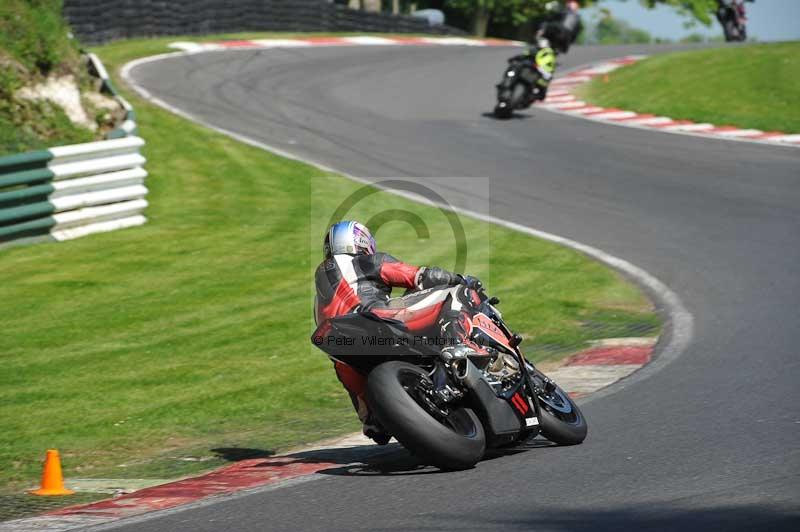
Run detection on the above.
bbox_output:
[323,220,376,258]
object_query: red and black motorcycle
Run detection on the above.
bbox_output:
[311,280,587,470]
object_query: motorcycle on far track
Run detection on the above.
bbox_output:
[311,279,587,470]
[492,1,580,119]
[493,43,556,119]
[717,0,754,42]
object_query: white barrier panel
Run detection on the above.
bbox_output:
[50,168,148,198]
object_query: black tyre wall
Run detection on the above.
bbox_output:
[367,361,486,470]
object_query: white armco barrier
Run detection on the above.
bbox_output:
[47,137,148,241]
[0,54,146,249]
[0,136,148,247]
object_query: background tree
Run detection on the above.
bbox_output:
[444,0,553,37]
[595,12,652,43]
[637,0,719,26]
[417,1,719,39]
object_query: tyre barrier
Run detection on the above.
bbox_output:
[62,0,466,45]
[0,56,147,249]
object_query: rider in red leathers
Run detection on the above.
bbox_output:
[313,220,486,444]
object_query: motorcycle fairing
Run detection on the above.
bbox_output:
[471,312,515,353]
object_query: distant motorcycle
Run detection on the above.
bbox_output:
[540,0,583,54]
[493,43,556,119]
[717,0,753,42]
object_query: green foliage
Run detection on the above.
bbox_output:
[579,7,653,44]
[439,0,596,37]
[679,32,707,43]
[0,100,95,155]
[0,0,77,75]
[446,0,549,26]
[578,43,800,133]
[637,0,718,26]
[0,0,94,154]
[595,12,652,43]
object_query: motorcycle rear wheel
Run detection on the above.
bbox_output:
[367,361,486,470]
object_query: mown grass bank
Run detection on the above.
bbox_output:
[0,0,102,154]
[576,42,800,133]
[0,33,659,507]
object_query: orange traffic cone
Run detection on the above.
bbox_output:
[30,449,74,496]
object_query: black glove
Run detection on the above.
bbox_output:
[417,267,462,289]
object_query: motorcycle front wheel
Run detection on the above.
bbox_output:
[494,80,528,119]
[494,101,513,119]
[367,361,486,470]
[531,369,588,445]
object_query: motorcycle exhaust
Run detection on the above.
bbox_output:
[453,359,525,446]
[451,357,471,381]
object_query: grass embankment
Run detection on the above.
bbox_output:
[576,42,800,133]
[0,0,98,154]
[0,34,659,507]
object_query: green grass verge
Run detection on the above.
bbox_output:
[576,42,800,134]
[0,35,659,507]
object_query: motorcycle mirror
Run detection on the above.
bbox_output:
[509,333,523,348]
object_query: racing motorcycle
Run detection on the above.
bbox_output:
[540,0,583,54]
[717,0,753,42]
[311,280,587,470]
[493,45,556,119]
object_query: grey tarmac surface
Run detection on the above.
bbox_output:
[121,44,800,531]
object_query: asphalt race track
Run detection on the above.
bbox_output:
[124,44,800,531]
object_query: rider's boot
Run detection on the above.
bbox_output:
[351,394,391,445]
[362,417,391,446]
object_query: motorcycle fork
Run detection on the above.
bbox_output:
[512,346,544,430]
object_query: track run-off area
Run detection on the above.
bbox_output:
[113,43,798,531]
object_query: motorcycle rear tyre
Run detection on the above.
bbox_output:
[367,361,486,470]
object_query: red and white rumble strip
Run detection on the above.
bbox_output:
[536,55,800,148]
[545,337,657,399]
[168,35,524,52]
[1,338,656,531]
